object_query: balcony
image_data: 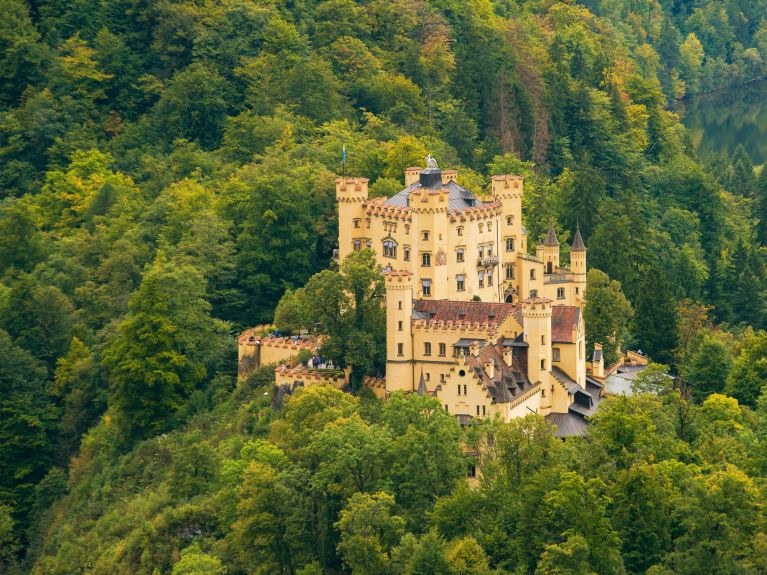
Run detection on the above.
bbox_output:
[476,255,499,267]
[544,272,572,284]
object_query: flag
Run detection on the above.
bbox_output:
[342,143,346,163]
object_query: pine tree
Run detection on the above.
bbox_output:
[754,168,767,245]
[634,267,680,367]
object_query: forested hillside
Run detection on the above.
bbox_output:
[2,0,767,572]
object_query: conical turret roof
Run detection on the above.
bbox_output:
[571,225,586,251]
[544,223,559,246]
[417,370,428,396]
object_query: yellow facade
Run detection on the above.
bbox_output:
[383,271,593,425]
[336,167,587,305]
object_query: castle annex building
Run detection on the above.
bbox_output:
[384,271,602,436]
[336,164,587,304]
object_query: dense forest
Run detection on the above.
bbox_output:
[2,0,767,572]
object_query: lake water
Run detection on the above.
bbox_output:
[682,79,767,168]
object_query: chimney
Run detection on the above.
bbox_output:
[592,342,605,379]
[503,347,513,367]
[485,359,495,380]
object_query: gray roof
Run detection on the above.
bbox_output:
[547,412,589,437]
[417,370,428,396]
[571,226,586,251]
[454,338,487,347]
[544,224,559,246]
[384,176,485,212]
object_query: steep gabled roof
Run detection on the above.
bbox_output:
[551,306,580,343]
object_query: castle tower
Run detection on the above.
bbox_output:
[570,225,587,302]
[542,224,560,274]
[522,297,553,412]
[385,271,415,392]
[404,167,422,187]
[493,174,524,256]
[336,177,369,261]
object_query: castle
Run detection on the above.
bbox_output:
[335,163,586,304]
[337,163,601,435]
[239,163,603,436]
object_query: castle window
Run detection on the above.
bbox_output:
[479,223,484,232]
[398,301,402,310]
[478,245,484,258]
[353,240,361,252]
[383,239,397,258]
[506,238,514,252]
[506,264,514,280]
[421,252,431,267]
[456,274,465,291]
[366,240,372,248]
[456,248,464,262]
[397,343,404,356]
[576,287,580,295]
[457,226,463,236]
[506,216,513,225]
[541,359,546,370]
[478,271,484,288]
[398,321,403,331]
[530,269,535,280]
[422,279,431,297]
[487,243,493,257]
[482,405,486,416]
[467,464,477,478]
[404,246,411,261]
[439,343,446,356]
[553,348,561,362]
[557,287,565,299]
[405,224,410,234]
[440,373,446,382]
[488,222,492,231]
[464,384,467,395]
[530,289,537,298]
[424,342,432,356]
[353,219,361,228]
[476,405,480,416]
[541,335,545,345]
[422,231,430,241]
[426,372,431,381]
[488,271,493,286]
[459,369,466,376]
[457,384,462,396]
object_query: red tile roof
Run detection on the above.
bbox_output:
[413,300,520,325]
[552,306,580,343]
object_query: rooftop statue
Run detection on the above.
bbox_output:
[425,154,438,169]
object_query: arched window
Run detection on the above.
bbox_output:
[478,223,484,232]
[383,239,397,258]
[353,240,361,252]
[457,226,464,236]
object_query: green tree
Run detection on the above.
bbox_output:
[336,491,405,575]
[724,329,767,408]
[680,334,732,402]
[583,269,633,365]
[0,329,55,538]
[172,543,225,575]
[634,267,679,367]
[103,256,229,445]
